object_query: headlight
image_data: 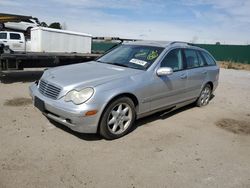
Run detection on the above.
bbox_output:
[64,88,94,105]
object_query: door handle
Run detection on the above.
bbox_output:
[3,40,7,43]
[202,71,207,74]
[180,74,187,79]
[19,41,24,43]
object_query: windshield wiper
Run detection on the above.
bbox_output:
[96,60,104,63]
[96,60,144,70]
[96,60,127,67]
[106,62,129,68]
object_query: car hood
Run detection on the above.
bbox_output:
[42,61,142,90]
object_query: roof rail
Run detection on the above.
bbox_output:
[169,41,195,46]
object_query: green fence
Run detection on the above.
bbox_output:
[92,41,118,54]
[197,44,250,64]
[92,41,250,64]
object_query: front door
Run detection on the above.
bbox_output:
[8,33,25,51]
[149,48,189,111]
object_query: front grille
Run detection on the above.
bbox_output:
[39,80,61,100]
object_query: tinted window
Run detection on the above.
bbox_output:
[184,49,199,69]
[10,33,21,40]
[201,51,216,66]
[197,51,206,66]
[161,49,183,71]
[0,33,7,39]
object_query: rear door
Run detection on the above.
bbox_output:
[183,49,207,99]
[150,48,189,110]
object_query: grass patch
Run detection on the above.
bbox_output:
[218,61,250,71]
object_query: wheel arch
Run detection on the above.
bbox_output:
[26,26,33,31]
[206,81,214,91]
[97,92,139,132]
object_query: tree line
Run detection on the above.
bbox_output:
[40,22,65,30]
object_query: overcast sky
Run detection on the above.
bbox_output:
[1,0,250,44]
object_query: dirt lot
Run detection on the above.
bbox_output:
[0,68,250,188]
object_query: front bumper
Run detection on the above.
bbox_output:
[29,83,101,133]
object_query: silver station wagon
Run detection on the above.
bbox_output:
[30,41,219,139]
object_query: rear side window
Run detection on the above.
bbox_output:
[201,51,216,66]
[161,49,183,71]
[197,51,206,66]
[10,33,21,40]
[184,49,199,69]
[0,33,7,39]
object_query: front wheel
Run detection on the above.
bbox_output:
[196,84,212,107]
[99,97,136,139]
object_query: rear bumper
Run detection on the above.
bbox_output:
[29,83,101,133]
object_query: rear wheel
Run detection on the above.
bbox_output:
[99,97,136,139]
[0,23,4,30]
[196,84,212,107]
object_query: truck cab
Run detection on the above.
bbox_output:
[0,31,25,51]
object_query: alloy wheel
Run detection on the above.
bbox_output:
[200,86,211,106]
[107,103,132,134]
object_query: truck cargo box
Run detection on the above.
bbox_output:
[31,27,92,53]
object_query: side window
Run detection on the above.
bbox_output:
[197,51,205,66]
[184,49,199,69]
[161,49,183,71]
[10,33,21,40]
[201,51,216,66]
[0,33,7,39]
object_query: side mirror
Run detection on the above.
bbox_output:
[156,67,173,76]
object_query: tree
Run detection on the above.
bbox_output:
[49,22,62,29]
[40,22,48,27]
[216,42,221,45]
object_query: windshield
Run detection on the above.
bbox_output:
[97,44,164,70]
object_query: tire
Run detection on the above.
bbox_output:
[26,27,32,35]
[0,23,4,30]
[196,84,212,107]
[99,97,136,139]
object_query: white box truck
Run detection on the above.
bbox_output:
[0,27,92,53]
[0,28,100,72]
[31,27,92,53]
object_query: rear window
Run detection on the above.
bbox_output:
[201,51,216,66]
[0,33,7,39]
[184,49,199,69]
[10,33,21,40]
[197,51,206,66]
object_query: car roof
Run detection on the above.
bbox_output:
[124,40,205,51]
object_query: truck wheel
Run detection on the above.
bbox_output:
[0,23,4,30]
[99,97,136,139]
[196,84,212,107]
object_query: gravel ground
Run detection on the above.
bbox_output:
[0,68,250,188]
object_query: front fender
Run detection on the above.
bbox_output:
[86,76,148,119]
